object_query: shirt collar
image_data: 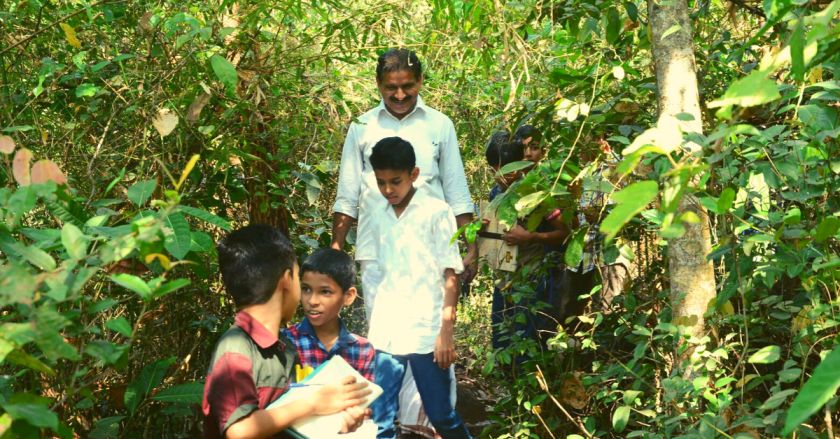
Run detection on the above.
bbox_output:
[376,95,427,121]
[298,317,358,348]
[235,310,282,350]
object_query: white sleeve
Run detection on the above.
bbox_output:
[437,117,474,217]
[433,207,464,273]
[332,123,362,219]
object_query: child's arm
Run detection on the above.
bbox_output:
[224,376,370,439]
[434,268,459,370]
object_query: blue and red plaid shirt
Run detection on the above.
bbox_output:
[282,318,375,382]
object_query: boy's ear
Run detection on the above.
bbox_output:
[410,167,420,182]
[342,286,358,307]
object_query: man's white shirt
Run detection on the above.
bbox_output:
[365,187,464,355]
[332,96,473,261]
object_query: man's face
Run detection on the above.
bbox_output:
[374,167,419,208]
[522,137,545,163]
[377,70,422,120]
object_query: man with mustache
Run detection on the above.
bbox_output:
[331,48,476,438]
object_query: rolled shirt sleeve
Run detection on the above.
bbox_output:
[332,123,362,219]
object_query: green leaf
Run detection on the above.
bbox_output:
[498,160,534,175]
[84,340,129,366]
[761,388,797,410]
[564,228,587,267]
[110,273,152,301]
[127,180,157,206]
[5,349,55,375]
[790,22,805,82]
[3,402,59,430]
[105,317,133,337]
[164,212,191,259]
[514,190,546,216]
[605,8,621,43]
[660,24,681,40]
[15,243,56,271]
[151,381,204,404]
[748,345,781,364]
[814,217,839,243]
[89,415,125,439]
[600,181,659,242]
[152,278,190,300]
[178,206,231,230]
[612,405,631,432]
[210,55,238,94]
[708,71,781,109]
[61,223,88,260]
[717,188,735,213]
[75,83,98,98]
[125,357,176,415]
[783,346,840,434]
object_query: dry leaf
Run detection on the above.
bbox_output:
[558,373,589,410]
[0,135,14,154]
[31,159,68,185]
[152,108,179,137]
[13,148,33,185]
[186,92,211,123]
[59,23,82,49]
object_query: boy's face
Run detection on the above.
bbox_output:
[300,271,356,329]
[374,167,419,207]
[280,262,301,323]
[522,137,544,163]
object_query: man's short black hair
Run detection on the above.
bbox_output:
[513,124,542,143]
[370,136,416,172]
[217,224,296,307]
[485,131,524,168]
[376,48,422,82]
[301,248,356,292]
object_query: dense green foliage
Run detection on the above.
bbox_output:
[1,0,838,437]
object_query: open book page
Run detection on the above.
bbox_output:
[267,355,383,438]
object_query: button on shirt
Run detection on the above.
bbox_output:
[332,96,473,261]
[365,187,464,355]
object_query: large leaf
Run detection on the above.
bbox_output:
[125,357,176,416]
[708,70,781,109]
[61,223,88,260]
[782,346,840,434]
[178,205,231,230]
[748,345,781,364]
[612,405,631,432]
[164,212,192,259]
[600,180,658,242]
[15,243,56,271]
[127,180,157,206]
[514,190,547,216]
[84,340,129,367]
[151,381,205,404]
[210,55,237,94]
[2,402,58,430]
[152,278,191,300]
[564,228,587,267]
[110,274,151,301]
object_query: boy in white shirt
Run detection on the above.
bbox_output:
[364,137,472,439]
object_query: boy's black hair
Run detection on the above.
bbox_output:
[513,124,542,143]
[376,48,422,82]
[217,224,296,307]
[300,248,356,292]
[485,131,524,169]
[370,136,416,172]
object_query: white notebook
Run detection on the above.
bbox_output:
[267,355,383,438]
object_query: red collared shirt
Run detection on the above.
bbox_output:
[202,311,298,438]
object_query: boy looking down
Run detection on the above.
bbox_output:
[202,225,370,438]
[364,137,472,439]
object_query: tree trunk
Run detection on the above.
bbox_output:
[648,0,717,339]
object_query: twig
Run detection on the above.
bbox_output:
[534,365,594,439]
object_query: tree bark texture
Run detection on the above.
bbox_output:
[648,0,717,339]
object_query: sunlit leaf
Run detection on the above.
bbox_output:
[152,108,178,137]
[564,228,587,267]
[59,23,82,48]
[13,147,32,185]
[210,55,238,94]
[164,213,191,259]
[61,223,88,260]
[660,24,681,40]
[612,405,631,432]
[127,179,156,206]
[748,345,781,364]
[0,135,14,154]
[708,71,781,108]
[176,154,200,190]
[600,181,659,242]
[105,317,133,338]
[110,273,151,301]
[30,160,68,185]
